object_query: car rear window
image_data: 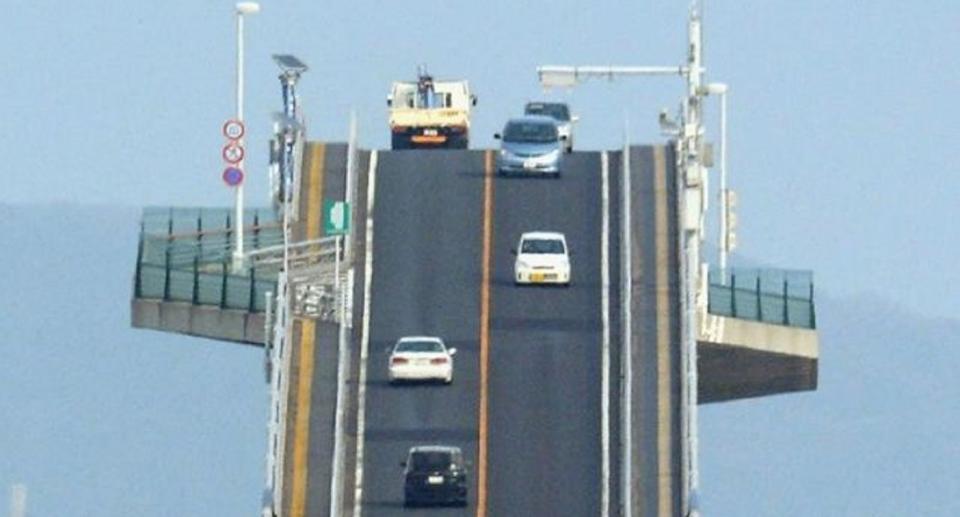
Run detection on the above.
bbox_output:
[396,340,444,353]
[503,121,559,143]
[525,103,571,122]
[411,451,453,471]
[521,239,565,254]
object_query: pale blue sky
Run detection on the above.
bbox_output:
[3,1,957,320]
[2,1,958,514]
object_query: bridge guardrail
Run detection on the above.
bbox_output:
[707,268,816,329]
[134,207,281,313]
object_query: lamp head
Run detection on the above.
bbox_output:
[236,2,260,15]
[702,82,728,95]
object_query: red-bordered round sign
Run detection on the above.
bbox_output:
[222,142,245,164]
[223,119,245,140]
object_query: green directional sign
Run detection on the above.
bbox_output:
[324,200,351,235]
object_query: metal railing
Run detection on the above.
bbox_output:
[133,207,281,313]
[706,268,816,329]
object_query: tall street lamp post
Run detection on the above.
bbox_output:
[233,1,260,271]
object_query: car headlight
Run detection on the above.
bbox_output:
[543,149,560,160]
[499,149,511,158]
[516,260,531,269]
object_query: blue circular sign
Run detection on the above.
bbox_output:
[223,167,244,186]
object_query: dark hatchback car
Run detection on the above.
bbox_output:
[402,445,468,507]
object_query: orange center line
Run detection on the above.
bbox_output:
[477,150,493,517]
[289,142,325,517]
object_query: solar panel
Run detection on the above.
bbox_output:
[272,54,308,73]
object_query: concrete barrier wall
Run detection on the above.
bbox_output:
[131,298,265,346]
[697,311,819,403]
[699,311,818,359]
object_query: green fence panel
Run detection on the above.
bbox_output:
[787,298,814,328]
[168,270,195,302]
[139,264,167,298]
[732,286,759,321]
[197,270,225,306]
[224,275,252,310]
[707,268,816,329]
[707,285,733,317]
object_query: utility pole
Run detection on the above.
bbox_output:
[702,83,731,282]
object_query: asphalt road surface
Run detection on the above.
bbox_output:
[360,150,485,517]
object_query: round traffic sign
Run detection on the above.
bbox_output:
[223,167,244,186]
[222,142,245,164]
[223,119,245,140]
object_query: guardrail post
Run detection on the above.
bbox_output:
[226,213,233,256]
[197,211,204,263]
[782,279,789,326]
[221,261,229,309]
[134,221,145,298]
[809,279,816,328]
[249,264,257,311]
[193,256,200,304]
[755,276,762,321]
[730,272,737,317]
[163,246,172,301]
[254,211,261,250]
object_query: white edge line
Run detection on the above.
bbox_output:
[621,143,633,517]
[600,151,611,517]
[352,150,377,517]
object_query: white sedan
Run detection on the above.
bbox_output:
[513,231,571,286]
[388,336,457,384]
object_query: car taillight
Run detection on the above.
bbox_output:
[392,357,409,364]
[391,125,407,133]
[430,357,448,365]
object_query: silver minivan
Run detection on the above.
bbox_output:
[494,116,565,177]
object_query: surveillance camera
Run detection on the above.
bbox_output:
[658,109,678,132]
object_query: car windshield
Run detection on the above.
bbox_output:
[396,340,444,353]
[525,103,571,122]
[410,451,453,471]
[521,239,565,254]
[503,121,558,143]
